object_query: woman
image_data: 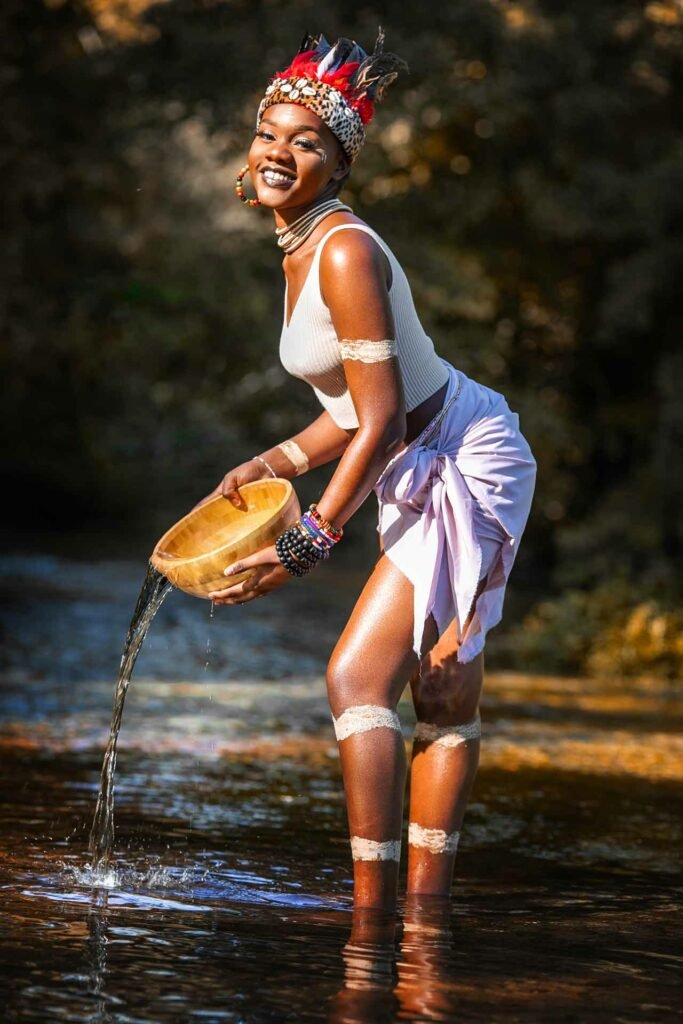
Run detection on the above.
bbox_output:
[200,30,537,911]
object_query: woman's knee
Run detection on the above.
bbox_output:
[325,642,407,746]
[326,624,418,716]
[325,643,360,715]
[326,636,410,725]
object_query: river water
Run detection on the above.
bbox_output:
[1,553,681,1022]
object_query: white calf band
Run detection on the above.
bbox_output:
[332,704,402,741]
[350,836,402,861]
[408,822,460,855]
[277,439,309,476]
[413,712,481,748]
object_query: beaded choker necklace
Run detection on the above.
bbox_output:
[275,196,353,253]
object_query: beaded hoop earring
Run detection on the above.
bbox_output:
[235,163,261,207]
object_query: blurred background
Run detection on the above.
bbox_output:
[3,0,682,678]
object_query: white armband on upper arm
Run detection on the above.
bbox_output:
[338,338,398,363]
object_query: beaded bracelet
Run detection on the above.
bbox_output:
[276,526,327,577]
[304,504,343,543]
[275,505,343,577]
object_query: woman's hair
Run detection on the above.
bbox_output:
[332,166,352,195]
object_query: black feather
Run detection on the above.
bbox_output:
[291,27,407,104]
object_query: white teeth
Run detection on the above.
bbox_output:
[262,170,294,185]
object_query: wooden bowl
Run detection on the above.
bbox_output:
[150,478,300,598]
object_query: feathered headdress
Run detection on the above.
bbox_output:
[256,27,409,162]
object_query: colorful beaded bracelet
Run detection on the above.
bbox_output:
[305,504,343,543]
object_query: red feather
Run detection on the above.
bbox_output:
[353,97,376,125]
[274,51,376,123]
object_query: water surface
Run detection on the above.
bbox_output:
[1,554,680,1022]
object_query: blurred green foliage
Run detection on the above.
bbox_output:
[2,0,681,676]
[494,577,683,680]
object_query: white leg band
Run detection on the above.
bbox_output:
[350,836,402,862]
[332,704,402,741]
[408,822,460,855]
[413,711,481,748]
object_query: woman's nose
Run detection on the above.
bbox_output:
[264,138,295,167]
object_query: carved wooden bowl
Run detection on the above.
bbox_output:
[150,479,300,598]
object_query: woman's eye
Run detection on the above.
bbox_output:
[254,128,315,150]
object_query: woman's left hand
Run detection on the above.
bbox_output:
[207,544,290,605]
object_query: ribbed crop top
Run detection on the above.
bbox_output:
[279,223,450,429]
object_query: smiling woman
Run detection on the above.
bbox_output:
[250,105,351,220]
[192,29,537,913]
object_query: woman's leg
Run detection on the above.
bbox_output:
[326,552,438,911]
[405,571,490,896]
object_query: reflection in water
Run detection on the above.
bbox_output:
[396,896,455,1022]
[330,909,400,1023]
[87,892,113,1024]
[328,900,456,1023]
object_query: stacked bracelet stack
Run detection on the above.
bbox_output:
[275,504,344,577]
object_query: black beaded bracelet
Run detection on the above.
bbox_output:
[275,523,329,577]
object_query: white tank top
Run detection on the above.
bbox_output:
[279,223,450,429]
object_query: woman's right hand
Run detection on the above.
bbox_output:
[192,458,269,511]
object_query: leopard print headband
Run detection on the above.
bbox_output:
[255,29,408,165]
[257,76,366,163]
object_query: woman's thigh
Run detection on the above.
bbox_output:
[327,540,496,721]
[408,570,491,724]
[326,552,440,716]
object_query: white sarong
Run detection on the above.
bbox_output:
[373,358,537,663]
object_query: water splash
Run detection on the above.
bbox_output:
[88,563,173,870]
[64,860,203,891]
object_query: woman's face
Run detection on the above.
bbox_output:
[248,103,350,211]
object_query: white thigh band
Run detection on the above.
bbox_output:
[408,822,460,855]
[332,704,403,741]
[413,711,481,748]
[350,836,402,861]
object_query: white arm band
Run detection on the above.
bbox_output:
[277,438,310,476]
[338,338,398,363]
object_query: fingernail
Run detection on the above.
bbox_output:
[224,566,235,576]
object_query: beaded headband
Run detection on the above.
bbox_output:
[256,28,408,164]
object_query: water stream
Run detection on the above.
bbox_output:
[88,564,173,870]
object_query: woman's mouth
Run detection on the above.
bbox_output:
[261,169,296,189]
